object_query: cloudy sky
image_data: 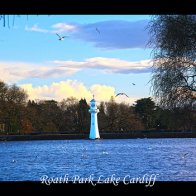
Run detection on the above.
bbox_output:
[0,15,153,104]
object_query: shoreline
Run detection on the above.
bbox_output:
[0,131,196,141]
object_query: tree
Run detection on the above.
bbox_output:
[77,98,90,133]
[134,97,156,129]
[59,97,79,132]
[0,15,28,28]
[105,96,119,131]
[98,101,107,131]
[148,15,196,108]
[0,81,28,134]
[0,81,8,101]
[0,81,8,122]
[21,118,33,134]
[6,84,28,105]
[26,100,44,133]
[118,103,144,131]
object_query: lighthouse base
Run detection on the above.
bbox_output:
[89,136,100,140]
[89,130,100,140]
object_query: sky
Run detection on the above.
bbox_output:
[0,15,153,105]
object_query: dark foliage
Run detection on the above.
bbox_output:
[0,81,195,134]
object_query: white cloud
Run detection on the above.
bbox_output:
[0,61,34,83]
[0,58,152,83]
[25,23,77,34]
[53,57,152,74]
[20,80,138,105]
[51,23,77,33]
[0,61,77,83]
[90,84,115,101]
[25,24,49,33]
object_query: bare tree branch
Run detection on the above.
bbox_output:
[148,15,196,109]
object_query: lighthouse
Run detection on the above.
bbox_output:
[89,96,100,139]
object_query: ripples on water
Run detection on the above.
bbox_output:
[0,138,196,181]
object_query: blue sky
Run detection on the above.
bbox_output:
[0,15,153,104]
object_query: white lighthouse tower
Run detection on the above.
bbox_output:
[89,95,100,139]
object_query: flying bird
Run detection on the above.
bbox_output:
[56,33,67,41]
[96,27,100,34]
[182,152,189,159]
[115,93,129,98]
[132,83,136,85]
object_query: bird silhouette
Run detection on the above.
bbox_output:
[132,83,136,85]
[56,33,67,41]
[96,27,100,34]
[115,93,129,98]
[182,152,189,159]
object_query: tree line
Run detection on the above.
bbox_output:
[0,81,195,135]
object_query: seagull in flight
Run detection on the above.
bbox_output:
[182,152,189,159]
[115,93,129,98]
[132,83,136,85]
[56,33,67,41]
[96,27,100,34]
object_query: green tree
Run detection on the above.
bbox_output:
[98,101,107,131]
[134,97,156,130]
[0,82,28,134]
[59,97,79,132]
[26,99,63,133]
[105,96,119,131]
[78,98,90,133]
[26,100,44,133]
[118,103,144,131]
[39,100,62,133]
[148,15,196,108]
[0,81,8,123]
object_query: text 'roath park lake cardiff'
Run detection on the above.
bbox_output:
[0,138,196,182]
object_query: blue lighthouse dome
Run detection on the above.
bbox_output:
[91,100,96,107]
[90,98,96,102]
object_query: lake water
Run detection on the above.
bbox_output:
[0,138,196,181]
